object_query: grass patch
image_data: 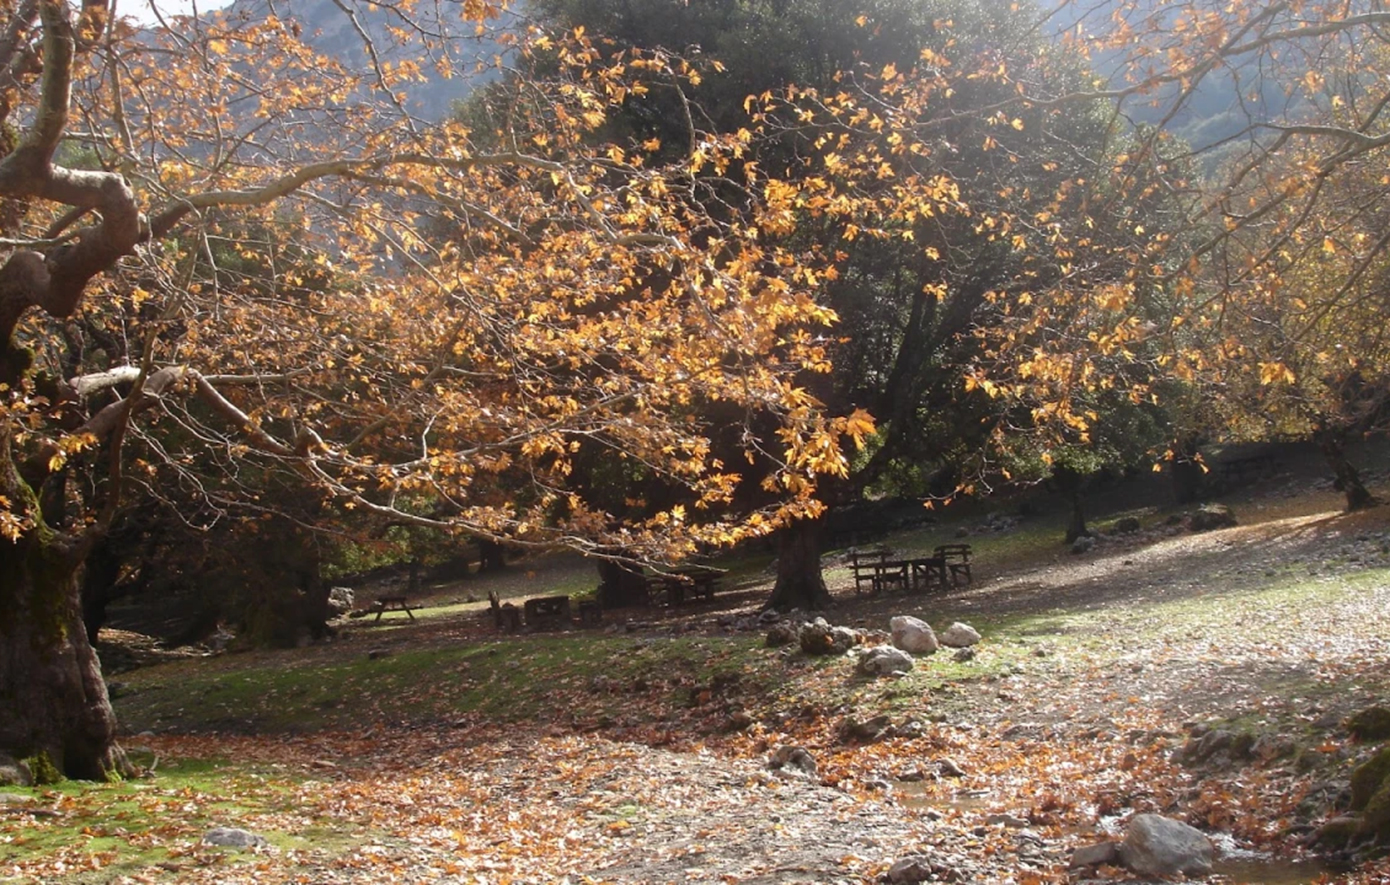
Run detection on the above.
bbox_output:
[0,753,357,884]
[114,634,785,735]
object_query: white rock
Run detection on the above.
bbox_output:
[1117,813,1213,878]
[890,615,939,655]
[938,622,981,648]
[857,645,915,676]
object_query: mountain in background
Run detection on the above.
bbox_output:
[216,0,521,121]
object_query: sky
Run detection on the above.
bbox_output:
[120,0,233,26]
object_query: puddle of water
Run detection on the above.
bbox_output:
[892,780,992,812]
[1211,856,1327,885]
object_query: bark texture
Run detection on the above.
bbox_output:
[765,516,833,611]
[0,435,126,779]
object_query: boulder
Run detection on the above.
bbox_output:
[1070,535,1096,555]
[938,622,981,648]
[1117,814,1213,878]
[856,645,914,677]
[326,586,356,617]
[1190,503,1237,532]
[1351,745,1390,840]
[1173,728,1255,768]
[890,615,939,655]
[798,618,857,655]
[0,753,32,787]
[1348,705,1390,741]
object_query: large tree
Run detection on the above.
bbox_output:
[524,0,1176,609]
[0,0,861,777]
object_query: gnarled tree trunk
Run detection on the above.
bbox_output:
[765,515,833,611]
[0,440,126,779]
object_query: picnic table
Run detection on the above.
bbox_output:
[851,549,951,594]
[523,595,572,629]
[369,594,415,621]
[1217,454,1277,487]
[645,565,723,606]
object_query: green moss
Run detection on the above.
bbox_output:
[1350,746,1390,812]
[22,751,62,786]
[1348,706,1390,742]
[1363,779,1390,840]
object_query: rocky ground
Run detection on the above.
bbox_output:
[7,464,1390,884]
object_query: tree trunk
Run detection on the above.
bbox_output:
[0,464,127,779]
[478,538,508,573]
[596,559,649,609]
[1169,437,1205,505]
[1054,467,1091,543]
[765,516,833,611]
[80,534,126,645]
[1064,492,1089,544]
[1315,425,1377,511]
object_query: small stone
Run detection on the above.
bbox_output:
[765,622,798,647]
[843,714,894,743]
[724,711,754,732]
[1069,841,1119,869]
[1190,503,1237,532]
[203,827,268,850]
[938,758,966,778]
[952,647,975,663]
[887,855,934,884]
[769,746,817,776]
[0,754,32,788]
[856,645,915,677]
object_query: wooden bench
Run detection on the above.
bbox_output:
[577,599,603,626]
[934,544,973,585]
[370,595,415,621]
[1217,454,1277,487]
[523,595,572,630]
[850,549,906,595]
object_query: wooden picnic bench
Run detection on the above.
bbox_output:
[934,544,973,585]
[851,548,953,594]
[645,565,723,606]
[1217,454,1277,487]
[369,594,415,622]
[851,549,894,595]
[523,595,572,630]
